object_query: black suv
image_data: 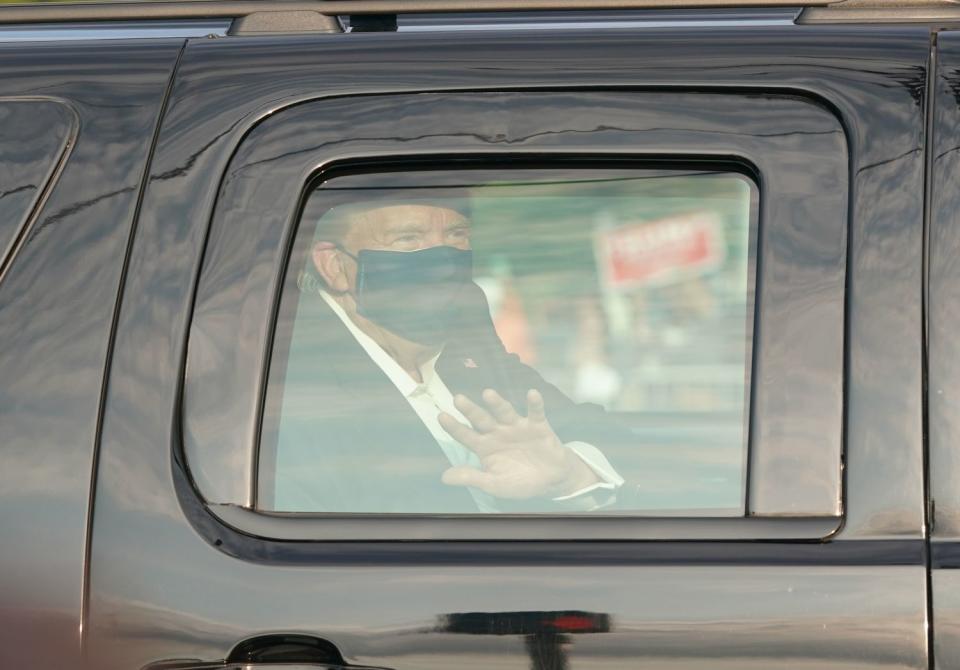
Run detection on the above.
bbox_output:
[3,2,960,669]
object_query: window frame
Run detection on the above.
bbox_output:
[0,97,78,282]
[258,163,758,517]
[180,90,848,541]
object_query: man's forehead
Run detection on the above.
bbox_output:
[352,202,467,225]
[313,197,471,245]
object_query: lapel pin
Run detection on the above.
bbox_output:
[463,358,478,368]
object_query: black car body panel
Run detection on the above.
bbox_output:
[54,23,933,670]
[0,39,184,670]
[926,27,960,670]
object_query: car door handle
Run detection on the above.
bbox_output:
[143,635,393,670]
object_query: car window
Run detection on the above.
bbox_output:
[258,167,756,515]
[0,100,75,269]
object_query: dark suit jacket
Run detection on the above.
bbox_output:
[262,283,629,513]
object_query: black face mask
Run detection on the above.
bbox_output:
[341,245,474,345]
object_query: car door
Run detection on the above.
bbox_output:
[0,38,186,670]
[86,15,931,670]
[927,28,960,670]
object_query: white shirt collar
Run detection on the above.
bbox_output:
[317,290,441,397]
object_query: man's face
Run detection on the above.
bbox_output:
[311,203,472,296]
[342,203,471,255]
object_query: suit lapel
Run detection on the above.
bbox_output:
[280,291,478,512]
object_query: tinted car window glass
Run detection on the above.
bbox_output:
[258,167,756,515]
[0,100,74,266]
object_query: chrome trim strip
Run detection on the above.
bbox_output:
[400,18,797,30]
[0,1,826,26]
[210,504,841,541]
[395,8,801,29]
[0,19,229,41]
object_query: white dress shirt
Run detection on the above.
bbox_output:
[320,291,624,512]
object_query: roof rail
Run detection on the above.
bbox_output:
[3,0,959,27]
[0,0,830,25]
[800,0,960,23]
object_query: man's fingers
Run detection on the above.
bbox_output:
[526,388,546,422]
[438,412,490,454]
[453,394,497,433]
[442,465,499,493]
[481,388,521,425]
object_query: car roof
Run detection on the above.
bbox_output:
[0,0,956,34]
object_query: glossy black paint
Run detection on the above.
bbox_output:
[76,24,932,670]
[0,100,76,274]
[926,28,960,670]
[929,31,960,545]
[0,40,183,670]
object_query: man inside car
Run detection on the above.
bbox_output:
[267,197,626,513]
